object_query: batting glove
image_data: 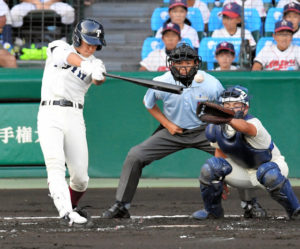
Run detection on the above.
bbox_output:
[91,59,106,81]
[80,60,94,75]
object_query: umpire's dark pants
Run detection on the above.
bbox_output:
[116,125,215,203]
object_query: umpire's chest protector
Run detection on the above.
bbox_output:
[207,115,273,168]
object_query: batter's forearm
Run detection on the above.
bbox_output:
[66,53,84,67]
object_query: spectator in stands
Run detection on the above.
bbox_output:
[277,0,300,8]
[186,0,210,32]
[212,3,256,49]
[283,2,300,38]
[0,11,17,68]
[222,0,266,19]
[214,41,238,70]
[155,0,200,49]
[10,0,75,28]
[140,23,181,72]
[252,20,300,70]
[0,0,13,45]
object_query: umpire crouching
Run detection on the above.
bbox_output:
[102,44,224,218]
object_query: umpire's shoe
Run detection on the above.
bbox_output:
[102,201,130,219]
[241,198,267,219]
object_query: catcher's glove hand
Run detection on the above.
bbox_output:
[196,101,235,124]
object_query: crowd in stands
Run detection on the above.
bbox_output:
[141,0,300,71]
[1,0,300,71]
[0,0,76,68]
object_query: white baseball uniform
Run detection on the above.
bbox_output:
[215,65,238,70]
[193,0,210,24]
[254,43,300,70]
[223,0,266,17]
[293,28,300,38]
[212,27,257,47]
[37,40,98,218]
[212,119,288,190]
[277,0,300,8]
[156,24,200,48]
[140,49,169,72]
[10,0,74,27]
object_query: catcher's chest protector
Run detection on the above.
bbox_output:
[212,116,273,168]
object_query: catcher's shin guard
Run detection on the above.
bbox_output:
[193,182,224,219]
[257,162,300,219]
[270,179,300,219]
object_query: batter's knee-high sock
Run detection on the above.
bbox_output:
[69,186,86,208]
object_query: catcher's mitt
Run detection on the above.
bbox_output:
[196,101,235,124]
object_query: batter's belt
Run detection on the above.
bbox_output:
[41,99,83,109]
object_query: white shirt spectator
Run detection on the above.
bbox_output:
[223,0,266,17]
[277,0,300,8]
[293,28,300,38]
[0,0,12,25]
[212,27,256,47]
[156,24,199,48]
[140,49,169,72]
[193,0,210,24]
[11,0,75,27]
[215,65,238,70]
[254,43,300,70]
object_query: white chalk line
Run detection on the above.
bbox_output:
[0,214,242,221]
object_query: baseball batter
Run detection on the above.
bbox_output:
[37,18,106,226]
[102,43,224,219]
[192,86,300,220]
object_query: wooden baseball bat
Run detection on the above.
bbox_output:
[104,73,184,94]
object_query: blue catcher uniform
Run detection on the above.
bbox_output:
[193,86,300,220]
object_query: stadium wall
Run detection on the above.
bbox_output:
[0,69,299,178]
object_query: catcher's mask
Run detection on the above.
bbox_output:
[73,18,106,51]
[219,85,250,106]
[219,85,250,117]
[167,43,201,87]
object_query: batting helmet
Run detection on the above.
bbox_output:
[219,85,250,106]
[167,43,201,87]
[72,19,106,51]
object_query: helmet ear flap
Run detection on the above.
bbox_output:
[72,29,81,48]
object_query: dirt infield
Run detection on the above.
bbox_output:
[0,187,300,249]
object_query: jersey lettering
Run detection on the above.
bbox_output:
[266,59,296,70]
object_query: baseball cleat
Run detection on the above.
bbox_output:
[291,207,300,220]
[61,211,88,227]
[73,206,90,219]
[192,208,224,220]
[241,199,267,219]
[102,202,130,219]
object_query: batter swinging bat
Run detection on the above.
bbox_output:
[103,73,184,94]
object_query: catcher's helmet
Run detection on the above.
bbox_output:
[73,19,106,51]
[219,85,250,106]
[167,43,201,87]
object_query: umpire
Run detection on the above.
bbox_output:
[102,44,224,218]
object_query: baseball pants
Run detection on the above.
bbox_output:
[116,125,214,203]
[37,105,89,217]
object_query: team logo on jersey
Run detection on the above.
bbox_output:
[96,29,102,38]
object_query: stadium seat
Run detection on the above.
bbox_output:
[141,37,193,60]
[151,7,204,38]
[264,8,283,36]
[263,0,273,12]
[208,7,262,41]
[199,37,241,70]
[256,37,300,55]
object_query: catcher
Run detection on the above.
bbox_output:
[192,85,300,220]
